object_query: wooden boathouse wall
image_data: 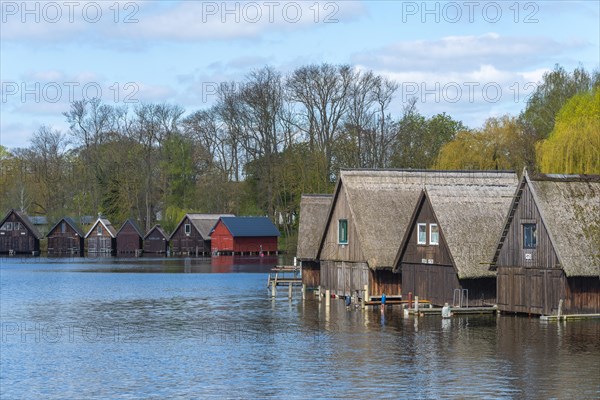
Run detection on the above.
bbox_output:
[116,220,143,254]
[495,180,600,315]
[399,194,496,306]
[47,218,84,256]
[0,210,41,254]
[144,225,168,254]
[300,260,320,288]
[87,220,116,255]
[320,260,369,297]
[169,216,210,256]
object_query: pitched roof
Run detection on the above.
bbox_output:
[0,209,43,239]
[217,216,280,237]
[297,194,333,261]
[170,213,235,240]
[116,219,144,237]
[84,217,117,238]
[144,224,168,240]
[494,172,600,277]
[47,217,85,237]
[318,169,518,270]
[394,178,518,279]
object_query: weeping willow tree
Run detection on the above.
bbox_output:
[537,89,600,174]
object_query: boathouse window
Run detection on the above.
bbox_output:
[417,223,427,244]
[97,225,102,235]
[430,224,439,245]
[61,222,66,234]
[184,223,191,235]
[338,219,348,244]
[523,223,537,249]
[5,222,13,231]
[14,222,21,231]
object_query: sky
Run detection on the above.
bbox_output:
[1,0,599,149]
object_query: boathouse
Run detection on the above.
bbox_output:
[297,194,332,288]
[0,209,42,255]
[170,214,234,256]
[143,224,169,254]
[491,172,600,315]
[85,217,117,255]
[393,172,518,307]
[316,169,447,298]
[116,219,144,255]
[210,216,280,255]
[46,217,85,256]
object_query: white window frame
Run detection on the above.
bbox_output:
[97,225,103,235]
[184,223,191,235]
[6,222,13,231]
[429,223,439,246]
[417,223,427,245]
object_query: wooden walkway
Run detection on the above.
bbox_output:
[406,306,498,316]
[267,266,302,297]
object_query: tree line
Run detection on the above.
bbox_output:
[1,63,598,252]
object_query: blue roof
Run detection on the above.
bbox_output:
[218,217,280,237]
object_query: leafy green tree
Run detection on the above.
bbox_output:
[537,89,600,174]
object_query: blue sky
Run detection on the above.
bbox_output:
[1,0,598,149]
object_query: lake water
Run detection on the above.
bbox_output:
[1,257,599,399]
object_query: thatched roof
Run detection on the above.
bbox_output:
[84,217,117,238]
[524,173,599,277]
[0,209,43,239]
[318,169,517,270]
[395,180,518,279]
[297,194,332,261]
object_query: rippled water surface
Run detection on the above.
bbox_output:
[1,257,599,399]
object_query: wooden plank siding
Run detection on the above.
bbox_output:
[116,221,143,254]
[170,216,210,256]
[87,225,115,255]
[301,261,320,288]
[369,269,401,297]
[496,183,560,270]
[47,220,84,256]
[320,260,369,297]
[319,185,364,262]
[143,226,168,254]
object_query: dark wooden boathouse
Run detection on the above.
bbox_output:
[297,194,332,288]
[394,172,518,306]
[143,224,169,254]
[491,172,600,315]
[116,219,144,255]
[210,216,280,255]
[85,217,117,255]
[0,209,42,255]
[170,214,234,256]
[46,217,85,256]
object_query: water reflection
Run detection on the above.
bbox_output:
[1,259,599,399]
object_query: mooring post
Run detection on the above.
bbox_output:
[288,283,293,300]
[558,299,564,320]
[325,289,330,307]
[318,286,322,302]
[364,284,369,303]
[271,281,276,298]
[415,296,419,311]
[302,284,306,300]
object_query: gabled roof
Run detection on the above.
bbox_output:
[395,176,518,279]
[47,217,85,237]
[116,219,144,238]
[169,213,235,240]
[84,217,117,238]
[216,216,280,237]
[297,194,333,261]
[317,169,518,270]
[144,224,168,240]
[492,172,600,277]
[0,209,43,239]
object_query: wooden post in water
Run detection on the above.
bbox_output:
[288,283,293,300]
[318,286,322,302]
[302,284,306,300]
[325,289,330,307]
[415,296,419,311]
[271,280,276,297]
[558,299,563,320]
[364,284,369,303]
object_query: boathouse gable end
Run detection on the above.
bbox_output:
[46,217,85,256]
[492,172,600,315]
[143,224,169,254]
[0,209,42,254]
[84,217,117,254]
[169,213,234,256]
[116,219,144,254]
[210,216,280,255]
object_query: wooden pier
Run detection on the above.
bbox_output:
[406,306,498,316]
[267,266,303,298]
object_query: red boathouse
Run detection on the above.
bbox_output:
[210,217,280,255]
